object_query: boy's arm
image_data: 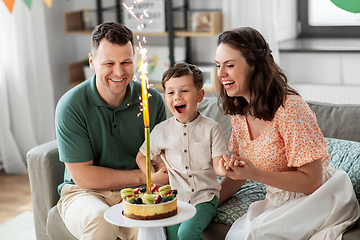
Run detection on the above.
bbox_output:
[136,151,169,185]
[136,151,147,174]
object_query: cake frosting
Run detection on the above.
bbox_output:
[121,184,178,220]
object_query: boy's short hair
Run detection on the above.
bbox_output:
[91,22,134,56]
[162,63,204,90]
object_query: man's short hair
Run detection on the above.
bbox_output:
[91,22,134,56]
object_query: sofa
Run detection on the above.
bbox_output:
[27,97,360,240]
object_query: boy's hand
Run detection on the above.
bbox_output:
[152,159,166,172]
[151,164,169,185]
[221,155,257,181]
[221,155,247,170]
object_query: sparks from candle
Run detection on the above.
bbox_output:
[122,2,138,20]
[122,2,152,26]
[123,0,153,194]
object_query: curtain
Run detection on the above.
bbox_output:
[222,0,297,63]
[0,0,55,174]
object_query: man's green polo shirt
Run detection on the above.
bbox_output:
[55,76,166,194]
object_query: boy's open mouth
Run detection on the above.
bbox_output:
[175,104,186,114]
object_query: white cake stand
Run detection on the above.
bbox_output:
[104,200,196,240]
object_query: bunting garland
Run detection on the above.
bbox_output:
[23,0,32,9]
[43,0,51,8]
[3,0,15,12]
[1,0,52,13]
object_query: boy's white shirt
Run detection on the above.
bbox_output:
[139,112,228,205]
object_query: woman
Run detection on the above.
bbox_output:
[215,27,360,240]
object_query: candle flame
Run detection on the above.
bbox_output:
[140,61,150,128]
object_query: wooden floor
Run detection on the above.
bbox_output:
[0,170,32,224]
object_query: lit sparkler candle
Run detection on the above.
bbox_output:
[123,0,153,194]
[139,59,152,194]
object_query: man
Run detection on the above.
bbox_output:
[55,22,166,240]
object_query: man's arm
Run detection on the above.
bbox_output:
[66,160,146,190]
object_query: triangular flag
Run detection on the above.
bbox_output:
[3,0,15,13]
[22,0,32,9]
[43,0,52,8]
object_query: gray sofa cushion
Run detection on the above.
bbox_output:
[307,101,360,142]
[326,138,360,205]
[197,98,232,144]
[212,180,266,225]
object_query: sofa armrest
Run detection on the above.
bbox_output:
[27,140,63,240]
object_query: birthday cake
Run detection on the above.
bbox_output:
[121,184,178,220]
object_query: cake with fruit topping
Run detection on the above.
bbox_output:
[121,184,178,220]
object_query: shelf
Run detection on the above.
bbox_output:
[64,2,222,90]
[66,30,93,35]
[183,11,223,36]
[65,64,219,93]
[64,10,222,37]
[133,32,169,37]
[64,11,85,33]
[151,79,220,94]
[68,61,86,86]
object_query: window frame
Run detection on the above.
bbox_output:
[298,0,360,38]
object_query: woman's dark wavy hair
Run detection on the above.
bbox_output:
[217,27,299,121]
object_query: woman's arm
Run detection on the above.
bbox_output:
[217,156,247,205]
[223,155,323,194]
[219,176,246,205]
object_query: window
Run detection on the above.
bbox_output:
[298,0,360,37]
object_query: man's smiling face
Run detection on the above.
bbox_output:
[89,39,135,107]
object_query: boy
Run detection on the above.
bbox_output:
[136,62,228,240]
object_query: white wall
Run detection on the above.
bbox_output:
[43,1,76,104]
[280,52,360,85]
[43,0,224,103]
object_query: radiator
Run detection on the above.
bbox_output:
[290,84,360,104]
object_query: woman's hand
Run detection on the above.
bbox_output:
[220,155,257,181]
[221,155,323,194]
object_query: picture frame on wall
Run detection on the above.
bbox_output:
[134,46,186,83]
[189,11,211,32]
[198,66,217,89]
[122,0,166,32]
